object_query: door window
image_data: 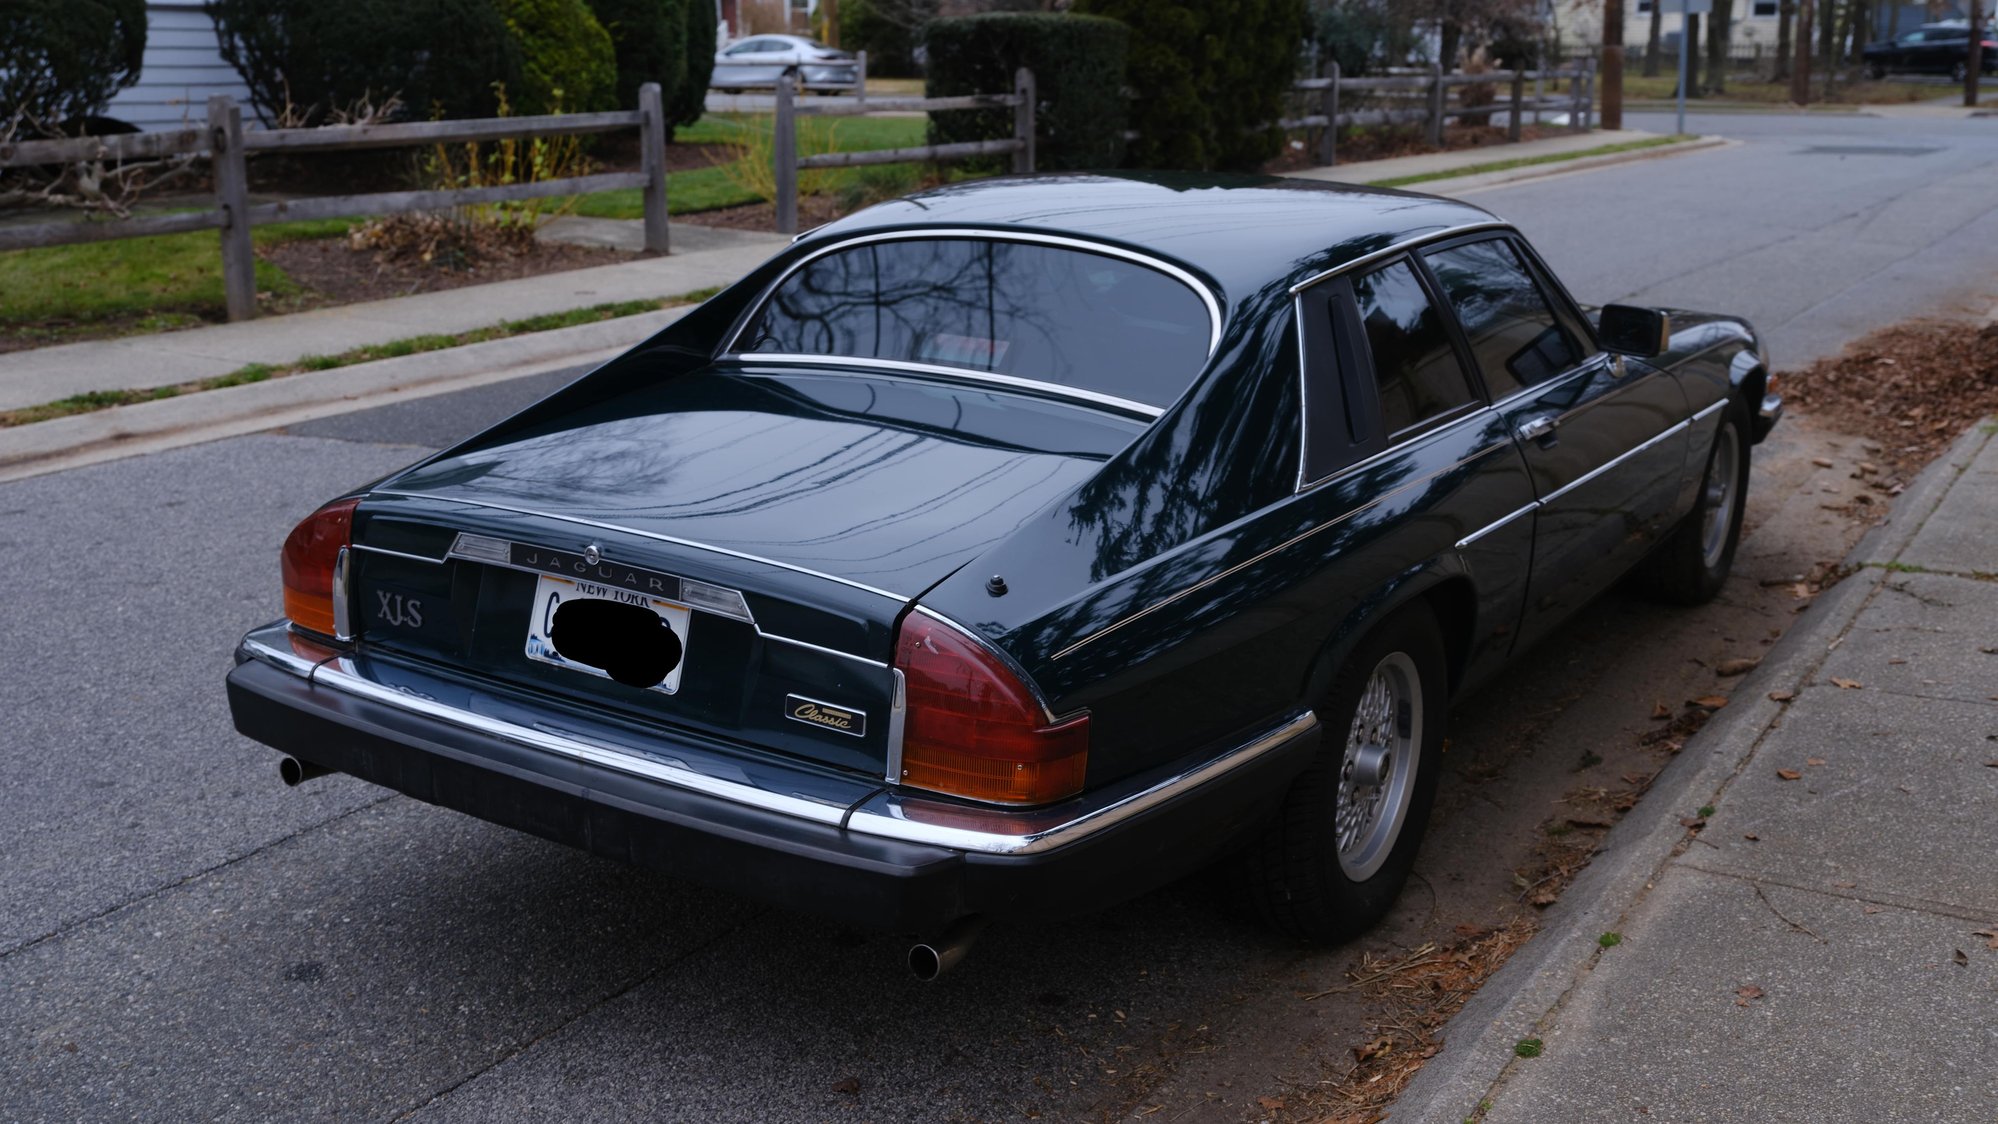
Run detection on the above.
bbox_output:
[1350,259,1477,436]
[1423,238,1586,398]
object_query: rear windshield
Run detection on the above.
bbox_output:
[736,238,1212,408]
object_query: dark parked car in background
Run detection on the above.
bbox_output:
[226,175,1781,977]
[1862,22,1998,80]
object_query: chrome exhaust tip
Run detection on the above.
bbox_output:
[907,916,986,981]
[279,756,330,787]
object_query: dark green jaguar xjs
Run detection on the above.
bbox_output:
[227,174,1781,977]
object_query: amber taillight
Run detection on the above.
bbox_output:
[893,613,1088,805]
[280,497,358,638]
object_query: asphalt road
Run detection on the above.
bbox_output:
[6,111,1998,1122]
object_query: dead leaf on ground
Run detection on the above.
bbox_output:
[1864,905,1883,915]
[1651,701,1672,720]
[1953,949,1970,967]
[1743,832,1760,841]
[830,1076,862,1095]
[1830,677,1864,690]
[1679,815,1707,829]
[1256,1095,1285,1112]
[1806,757,1827,767]
[1776,769,1803,781]
[1692,695,1729,709]
[1734,984,1765,1006]
[1352,1036,1394,1064]
[1812,457,1835,468]
[1974,929,1998,950]
[1716,658,1759,677]
[1769,690,1796,702]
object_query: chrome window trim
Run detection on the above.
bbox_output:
[882,668,907,784]
[730,354,1164,419]
[1288,220,1515,296]
[1051,436,1510,662]
[720,226,1225,400]
[1292,224,1514,493]
[730,227,1224,355]
[239,625,1315,857]
[372,490,910,604]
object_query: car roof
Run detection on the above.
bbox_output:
[803,173,1504,311]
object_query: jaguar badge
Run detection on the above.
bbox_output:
[582,543,602,565]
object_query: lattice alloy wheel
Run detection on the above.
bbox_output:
[1334,651,1422,881]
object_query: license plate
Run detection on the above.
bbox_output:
[524,574,693,695]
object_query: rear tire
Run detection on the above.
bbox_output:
[1245,606,1448,944]
[1638,404,1749,606]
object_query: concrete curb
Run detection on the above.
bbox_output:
[0,305,689,484]
[1386,418,1998,1122]
[1413,135,1732,197]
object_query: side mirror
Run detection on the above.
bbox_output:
[1598,304,1671,358]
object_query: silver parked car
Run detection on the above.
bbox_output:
[712,34,860,91]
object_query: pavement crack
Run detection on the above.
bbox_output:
[1676,864,1996,924]
[1752,881,1828,944]
[0,791,402,964]
[388,906,773,1122]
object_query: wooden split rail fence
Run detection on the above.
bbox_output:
[0,83,676,322]
[1284,60,1598,167]
[768,68,1035,236]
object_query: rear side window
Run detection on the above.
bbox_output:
[1423,238,1586,397]
[1351,259,1477,436]
[738,238,1211,409]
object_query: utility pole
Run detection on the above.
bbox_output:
[1967,0,1984,106]
[1790,0,1814,105]
[1603,0,1625,129]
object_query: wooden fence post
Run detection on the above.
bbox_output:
[1570,63,1585,132]
[638,82,670,254]
[773,73,798,235]
[1508,67,1524,142]
[1013,67,1036,174]
[857,49,868,105]
[1428,62,1446,146]
[208,95,256,322]
[1319,62,1339,166]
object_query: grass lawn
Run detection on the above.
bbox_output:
[0,217,350,338]
[1614,72,1979,104]
[576,112,933,220]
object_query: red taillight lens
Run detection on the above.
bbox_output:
[894,613,1087,804]
[280,497,357,638]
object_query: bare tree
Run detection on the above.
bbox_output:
[1645,0,1665,77]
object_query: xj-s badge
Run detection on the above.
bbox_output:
[785,695,866,737]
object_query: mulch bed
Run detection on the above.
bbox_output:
[260,236,641,308]
[677,192,847,232]
[1787,318,1998,476]
[1262,123,1561,174]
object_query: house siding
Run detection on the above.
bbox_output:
[104,2,255,132]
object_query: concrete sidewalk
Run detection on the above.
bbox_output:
[1394,421,1998,1122]
[0,222,785,413]
[1286,128,1715,189]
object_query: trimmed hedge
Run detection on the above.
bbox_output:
[587,0,686,113]
[498,0,619,113]
[923,13,1129,173]
[0,0,147,127]
[837,0,935,77]
[1073,0,1308,172]
[673,0,716,128]
[206,0,521,125]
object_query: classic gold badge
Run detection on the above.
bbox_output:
[784,695,866,737]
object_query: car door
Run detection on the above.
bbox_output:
[719,38,784,85]
[1418,235,1690,652]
